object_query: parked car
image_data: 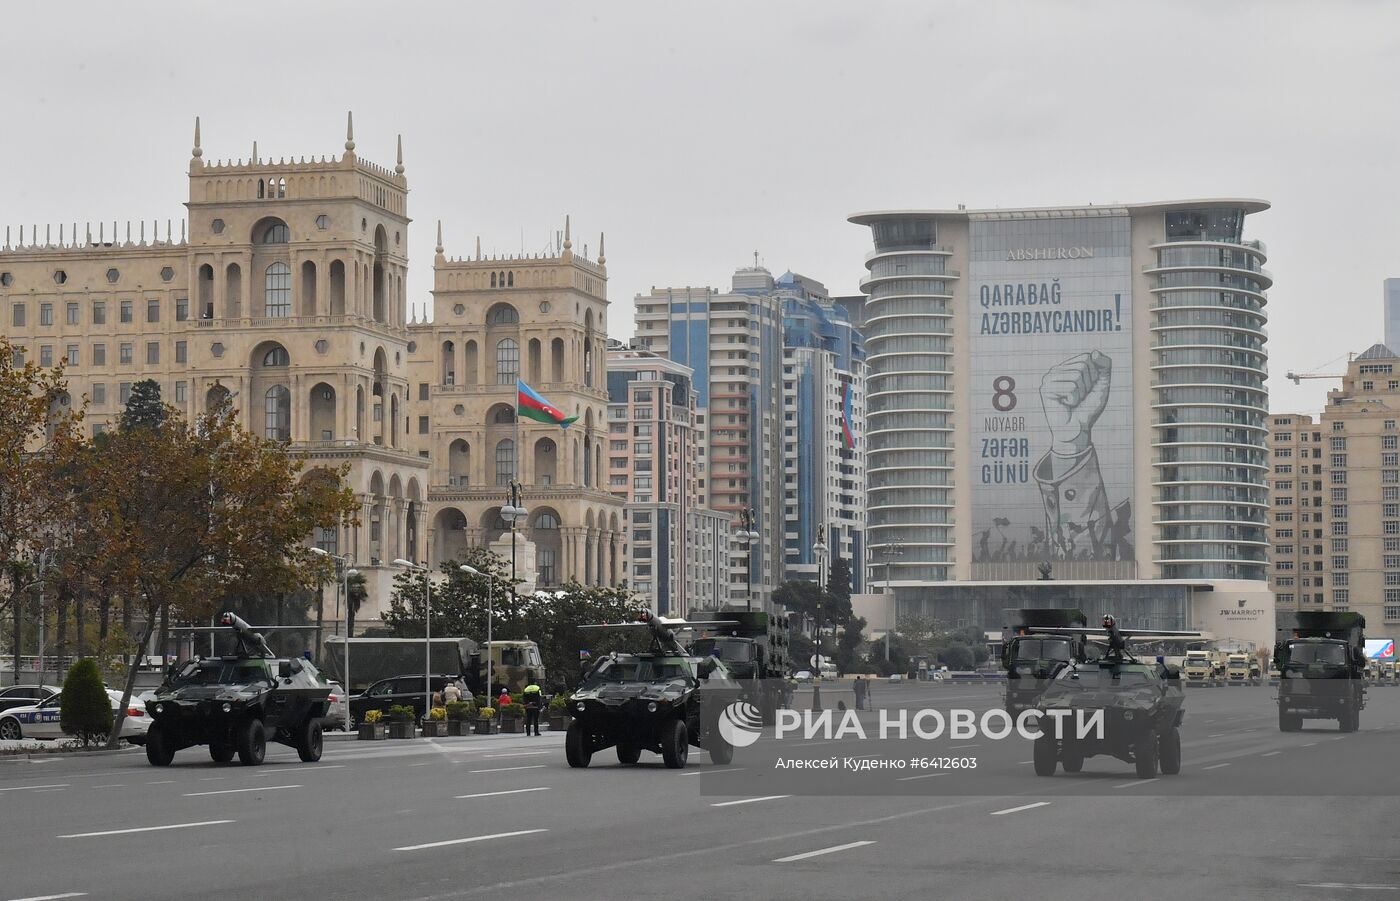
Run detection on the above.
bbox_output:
[792,670,815,683]
[348,674,461,727]
[0,689,150,743]
[0,684,61,713]
[323,681,349,731]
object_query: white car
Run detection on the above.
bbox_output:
[793,670,815,682]
[0,689,151,744]
[323,681,349,730]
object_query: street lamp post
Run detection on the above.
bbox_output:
[737,508,760,613]
[311,547,356,731]
[460,565,492,703]
[393,558,433,723]
[882,539,904,664]
[812,526,828,712]
[499,481,528,697]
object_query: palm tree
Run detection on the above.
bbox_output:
[346,570,369,638]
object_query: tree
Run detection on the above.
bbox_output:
[772,579,824,619]
[827,558,852,612]
[0,335,81,675]
[346,570,368,638]
[835,615,866,675]
[76,395,358,748]
[59,657,112,747]
[118,379,166,432]
[938,642,974,671]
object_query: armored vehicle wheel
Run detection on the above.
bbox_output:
[209,743,235,763]
[1032,733,1057,776]
[1279,710,1302,732]
[296,717,323,762]
[616,743,641,765]
[1134,736,1158,779]
[661,718,689,769]
[1060,746,1083,773]
[237,719,267,766]
[145,724,175,767]
[565,720,591,768]
[708,735,734,766]
[1158,726,1181,775]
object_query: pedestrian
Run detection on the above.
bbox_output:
[853,675,867,711]
[443,681,462,705]
[497,687,512,709]
[431,689,443,709]
[865,674,874,710]
[522,679,543,736]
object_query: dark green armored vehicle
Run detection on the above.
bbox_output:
[566,613,743,769]
[144,613,332,767]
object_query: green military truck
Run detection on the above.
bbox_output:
[1276,611,1367,732]
[690,610,788,724]
[1000,608,1087,716]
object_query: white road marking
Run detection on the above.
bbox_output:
[394,828,547,852]
[1203,763,1231,770]
[254,764,346,773]
[93,784,124,789]
[408,762,432,767]
[1207,732,1226,738]
[197,777,227,782]
[1303,742,1318,747]
[896,772,949,782]
[1261,751,1282,757]
[146,780,176,785]
[455,787,551,799]
[5,893,89,901]
[711,795,791,807]
[482,751,551,759]
[680,768,745,776]
[32,789,65,794]
[468,765,547,774]
[773,840,876,863]
[1297,883,1399,891]
[990,802,1050,816]
[0,783,68,792]
[1017,760,1033,765]
[182,784,301,797]
[1114,778,1159,789]
[59,819,234,839]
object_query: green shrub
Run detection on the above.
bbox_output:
[363,709,384,724]
[547,694,569,713]
[387,704,415,723]
[60,658,113,746]
[501,702,525,718]
[477,706,496,719]
[445,701,475,721]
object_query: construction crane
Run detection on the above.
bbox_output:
[1286,352,1353,385]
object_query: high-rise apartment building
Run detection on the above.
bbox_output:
[1267,412,1322,615]
[777,273,867,590]
[849,200,1276,645]
[1384,279,1400,352]
[633,267,785,608]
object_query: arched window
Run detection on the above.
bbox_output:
[264,385,290,440]
[490,273,497,288]
[507,271,514,287]
[262,345,290,367]
[262,222,290,244]
[535,512,560,529]
[494,406,516,424]
[583,435,593,487]
[265,262,291,317]
[257,179,265,199]
[487,303,519,326]
[495,439,515,486]
[496,338,519,385]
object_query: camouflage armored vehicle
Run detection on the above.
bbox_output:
[144,613,332,766]
[1276,611,1367,732]
[1000,608,1088,716]
[566,612,743,769]
[1032,617,1192,779]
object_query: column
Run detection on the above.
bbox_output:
[585,530,597,585]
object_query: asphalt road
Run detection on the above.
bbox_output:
[1,682,1398,901]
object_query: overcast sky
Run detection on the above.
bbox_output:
[2,0,1396,414]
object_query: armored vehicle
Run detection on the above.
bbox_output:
[1032,617,1192,779]
[1000,608,1088,716]
[144,613,332,766]
[566,612,743,769]
[691,610,788,724]
[1276,612,1366,732]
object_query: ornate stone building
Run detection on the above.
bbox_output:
[0,116,621,617]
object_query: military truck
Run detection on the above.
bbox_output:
[690,610,788,724]
[144,613,332,766]
[1275,611,1367,732]
[1000,608,1088,716]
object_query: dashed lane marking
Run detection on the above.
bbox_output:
[1203,763,1231,770]
[1114,778,1158,789]
[1297,884,1399,892]
[467,765,547,774]
[455,787,551,800]
[182,785,301,797]
[710,795,791,807]
[680,768,745,776]
[4,893,89,901]
[394,829,548,852]
[1261,751,1282,757]
[990,802,1050,816]
[896,772,949,782]
[59,819,234,839]
[773,841,876,863]
[0,784,68,792]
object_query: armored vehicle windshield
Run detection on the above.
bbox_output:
[1012,639,1074,664]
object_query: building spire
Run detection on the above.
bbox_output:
[396,134,404,175]
[345,111,355,152]
[476,235,481,260]
[252,140,258,164]
[435,220,444,255]
[598,232,606,266]
[563,214,572,251]
[192,116,202,158]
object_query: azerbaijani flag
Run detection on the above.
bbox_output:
[841,381,856,449]
[517,379,578,428]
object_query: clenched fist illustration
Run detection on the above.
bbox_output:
[1039,351,1112,456]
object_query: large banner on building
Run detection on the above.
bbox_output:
[968,215,1134,566]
